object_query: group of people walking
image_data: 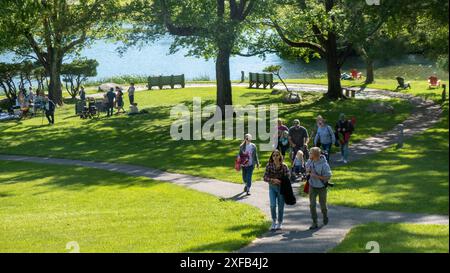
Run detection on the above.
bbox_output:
[237,114,355,231]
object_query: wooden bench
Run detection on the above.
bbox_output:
[147,74,185,90]
[249,72,278,89]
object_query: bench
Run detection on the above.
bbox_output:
[147,74,185,90]
[249,72,278,89]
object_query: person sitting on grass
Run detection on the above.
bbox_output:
[128,103,139,115]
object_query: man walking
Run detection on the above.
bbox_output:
[106,87,116,117]
[306,147,332,229]
[288,119,310,161]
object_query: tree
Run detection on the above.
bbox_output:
[262,0,397,98]
[263,65,289,92]
[61,59,98,99]
[0,0,119,105]
[126,0,268,115]
[0,63,21,102]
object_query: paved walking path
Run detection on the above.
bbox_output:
[0,154,448,253]
[2,83,447,253]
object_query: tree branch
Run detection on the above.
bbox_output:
[272,20,326,56]
[160,0,209,37]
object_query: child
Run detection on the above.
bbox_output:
[293,150,306,180]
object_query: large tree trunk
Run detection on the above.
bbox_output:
[216,46,233,116]
[365,58,374,84]
[325,32,343,99]
[48,63,63,105]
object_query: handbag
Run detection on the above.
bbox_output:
[234,156,241,171]
[303,181,310,194]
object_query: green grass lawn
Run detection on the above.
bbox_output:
[331,223,449,253]
[0,86,412,184]
[286,78,448,103]
[0,160,268,253]
[323,99,449,215]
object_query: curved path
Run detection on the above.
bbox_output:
[1,84,447,253]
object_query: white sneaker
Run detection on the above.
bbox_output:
[270,222,277,231]
[343,160,348,164]
[275,223,282,230]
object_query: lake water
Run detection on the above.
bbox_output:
[1,37,448,84]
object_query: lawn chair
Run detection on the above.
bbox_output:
[396,77,411,90]
[428,76,441,89]
[351,69,362,80]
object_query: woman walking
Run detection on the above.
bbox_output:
[263,149,290,231]
[238,134,260,195]
[314,116,335,162]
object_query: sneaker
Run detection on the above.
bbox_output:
[343,160,348,164]
[309,223,319,230]
[270,222,277,231]
[323,217,329,226]
[275,223,283,230]
[246,191,251,196]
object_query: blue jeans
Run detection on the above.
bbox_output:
[269,184,285,223]
[321,143,332,162]
[340,142,349,161]
[242,165,255,191]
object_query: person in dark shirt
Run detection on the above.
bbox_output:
[288,119,310,162]
[44,97,56,125]
[79,86,86,101]
[106,88,116,117]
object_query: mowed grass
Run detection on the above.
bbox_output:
[331,223,449,253]
[0,160,268,253]
[0,86,412,184]
[326,101,449,215]
[286,78,448,103]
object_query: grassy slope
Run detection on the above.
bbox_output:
[312,80,449,215]
[331,223,449,253]
[0,160,268,253]
[0,86,412,184]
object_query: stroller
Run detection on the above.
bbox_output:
[80,98,100,119]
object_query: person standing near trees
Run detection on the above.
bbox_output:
[238,134,260,196]
[44,97,56,125]
[115,86,125,114]
[128,83,135,105]
[106,87,115,117]
[314,116,336,162]
[79,86,86,101]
